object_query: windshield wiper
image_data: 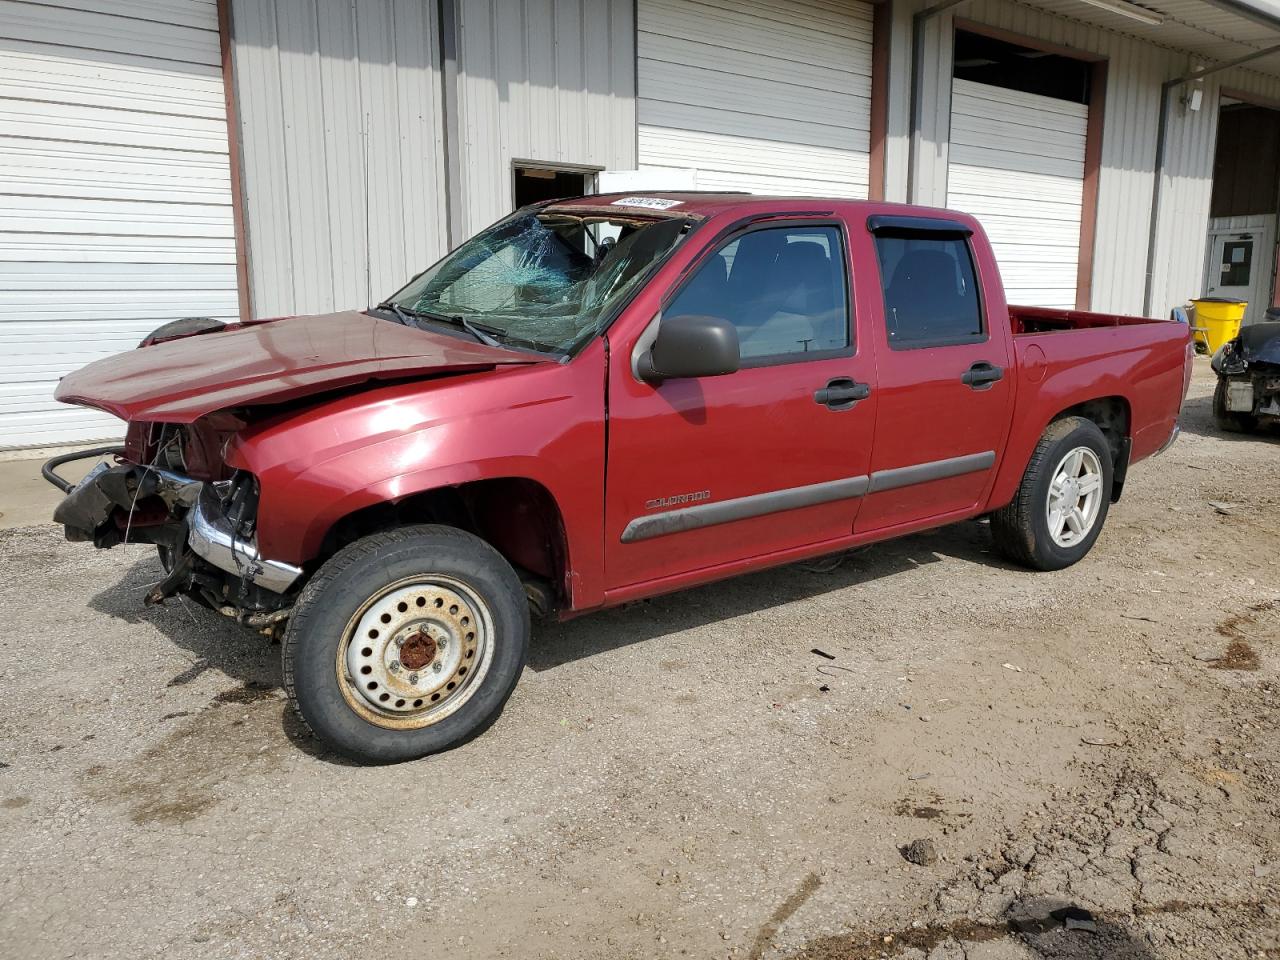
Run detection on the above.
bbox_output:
[375,301,415,327]
[395,304,506,349]
[376,301,557,355]
[449,314,505,349]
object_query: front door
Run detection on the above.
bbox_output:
[854,221,1014,533]
[604,220,878,590]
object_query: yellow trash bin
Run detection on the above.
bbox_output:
[1190,297,1247,354]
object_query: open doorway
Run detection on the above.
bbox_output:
[512,163,597,209]
[1204,97,1280,325]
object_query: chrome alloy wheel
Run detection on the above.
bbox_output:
[1046,446,1104,548]
[337,576,494,730]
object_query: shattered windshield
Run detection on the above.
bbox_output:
[383,210,690,354]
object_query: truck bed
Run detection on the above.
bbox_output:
[1009,304,1167,335]
[992,304,1190,506]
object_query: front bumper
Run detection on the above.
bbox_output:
[45,451,302,594]
[187,482,302,593]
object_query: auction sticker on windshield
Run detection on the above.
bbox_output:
[611,196,683,210]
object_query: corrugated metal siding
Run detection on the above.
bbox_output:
[230,0,448,319]
[456,0,636,235]
[909,10,954,207]
[0,0,235,448]
[947,80,1088,308]
[637,0,874,197]
[901,0,1280,318]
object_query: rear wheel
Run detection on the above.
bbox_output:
[1212,378,1258,434]
[991,417,1113,571]
[283,525,529,763]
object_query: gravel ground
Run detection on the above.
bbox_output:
[1,362,1277,960]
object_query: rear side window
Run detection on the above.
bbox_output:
[874,235,984,348]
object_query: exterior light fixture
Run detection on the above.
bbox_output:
[1075,0,1165,26]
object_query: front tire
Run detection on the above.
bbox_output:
[283,525,530,763]
[1212,378,1258,434]
[991,417,1113,571]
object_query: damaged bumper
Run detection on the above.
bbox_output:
[187,483,302,593]
[45,450,301,594]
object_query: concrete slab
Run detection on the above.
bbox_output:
[0,451,109,530]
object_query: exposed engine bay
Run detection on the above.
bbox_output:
[1212,320,1280,432]
[46,421,300,636]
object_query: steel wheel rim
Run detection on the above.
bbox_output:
[1046,446,1104,548]
[335,575,495,730]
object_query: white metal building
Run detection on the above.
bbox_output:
[3,0,1280,449]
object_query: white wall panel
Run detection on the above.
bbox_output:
[230,0,449,319]
[0,0,236,448]
[456,0,636,235]
[947,80,1087,309]
[638,0,873,198]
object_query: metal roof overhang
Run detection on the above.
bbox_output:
[1021,0,1280,81]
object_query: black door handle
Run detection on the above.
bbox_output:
[814,378,871,410]
[961,361,1004,389]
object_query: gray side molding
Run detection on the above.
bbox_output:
[619,450,998,544]
[868,451,996,493]
[621,475,870,543]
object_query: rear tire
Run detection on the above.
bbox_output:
[1212,378,1258,434]
[991,417,1113,571]
[283,525,530,764]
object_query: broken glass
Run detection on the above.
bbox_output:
[387,211,689,354]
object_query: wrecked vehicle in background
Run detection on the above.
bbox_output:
[46,193,1190,765]
[1212,318,1280,433]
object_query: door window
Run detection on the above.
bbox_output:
[1220,239,1253,287]
[665,225,851,364]
[874,235,984,348]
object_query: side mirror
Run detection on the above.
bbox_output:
[636,314,740,382]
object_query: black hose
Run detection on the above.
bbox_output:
[41,446,126,493]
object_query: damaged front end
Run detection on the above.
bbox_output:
[45,423,301,636]
[1212,320,1280,428]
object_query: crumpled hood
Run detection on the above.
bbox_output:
[1238,321,1280,366]
[55,310,547,423]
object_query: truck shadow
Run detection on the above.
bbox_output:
[85,518,1013,758]
[87,553,284,700]
[87,560,367,764]
[528,517,1013,672]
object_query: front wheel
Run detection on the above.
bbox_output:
[991,417,1113,571]
[283,525,530,763]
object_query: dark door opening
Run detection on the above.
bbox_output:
[513,165,595,209]
[1206,98,1280,319]
[952,29,1091,105]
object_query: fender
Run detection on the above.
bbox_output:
[986,322,1186,511]
[226,345,609,609]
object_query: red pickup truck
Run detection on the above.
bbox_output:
[48,193,1191,763]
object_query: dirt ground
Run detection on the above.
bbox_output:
[1,361,1277,960]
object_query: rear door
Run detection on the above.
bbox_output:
[604,218,877,590]
[854,216,1014,533]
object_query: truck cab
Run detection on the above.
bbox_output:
[48,193,1191,763]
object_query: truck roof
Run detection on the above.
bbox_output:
[545,191,968,224]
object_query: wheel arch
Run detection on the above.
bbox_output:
[989,392,1134,512]
[1047,396,1131,502]
[312,476,573,613]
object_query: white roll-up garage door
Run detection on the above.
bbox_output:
[0,1,237,449]
[946,78,1087,309]
[637,0,873,198]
